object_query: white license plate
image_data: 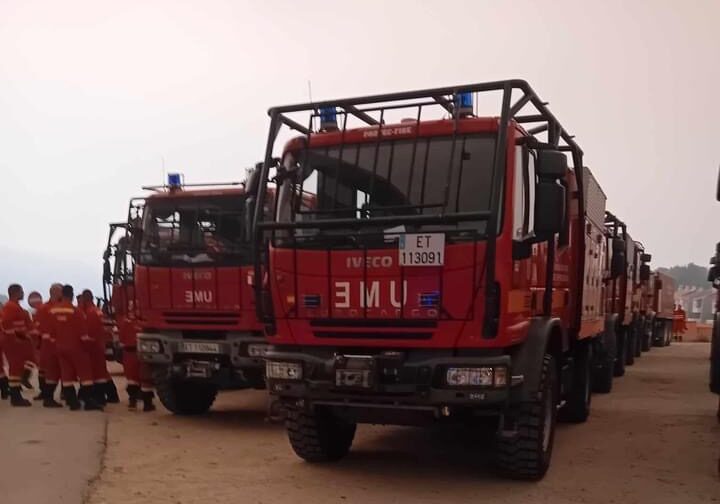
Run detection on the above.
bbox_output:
[180,342,221,354]
[399,233,445,266]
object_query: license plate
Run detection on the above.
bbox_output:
[335,369,373,388]
[399,233,445,266]
[180,341,221,354]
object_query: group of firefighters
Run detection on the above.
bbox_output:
[0,283,155,412]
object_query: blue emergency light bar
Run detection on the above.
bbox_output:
[456,92,474,117]
[319,107,338,131]
[167,173,182,188]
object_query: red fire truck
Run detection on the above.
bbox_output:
[102,222,132,363]
[651,271,677,347]
[125,174,269,414]
[252,81,651,479]
[601,212,653,377]
[709,167,719,400]
[632,242,654,354]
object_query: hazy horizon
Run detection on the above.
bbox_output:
[1,0,719,299]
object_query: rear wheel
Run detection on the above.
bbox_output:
[625,330,636,366]
[559,342,591,423]
[614,328,626,377]
[156,380,218,415]
[287,406,356,463]
[593,328,615,394]
[641,318,652,352]
[496,354,557,480]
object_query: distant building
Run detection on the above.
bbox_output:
[676,285,717,324]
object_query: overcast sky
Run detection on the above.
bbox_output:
[1,0,718,299]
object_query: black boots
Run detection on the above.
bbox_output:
[93,383,107,407]
[142,390,156,412]
[9,386,31,407]
[20,368,33,390]
[63,386,82,411]
[105,380,120,404]
[42,382,63,408]
[0,376,9,400]
[127,384,140,410]
[79,385,104,411]
[34,375,47,401]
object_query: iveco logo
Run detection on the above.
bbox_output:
[346,256,393,269]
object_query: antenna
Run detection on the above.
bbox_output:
[162,156,166,188]
[307,80,313,103]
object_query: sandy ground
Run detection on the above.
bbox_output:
[88,343,720,504]
[0,388,106,504]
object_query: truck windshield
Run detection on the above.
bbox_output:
[138,195,249,266]
[275,133,497,246]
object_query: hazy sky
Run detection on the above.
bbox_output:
[1,0,718,298]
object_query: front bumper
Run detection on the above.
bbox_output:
[137,331,268,386]
[265,348,521,418]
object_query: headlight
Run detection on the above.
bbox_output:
[248,344,271,357]
[266,361,303,380]
[446,366,507,387]
[138,340,161,354]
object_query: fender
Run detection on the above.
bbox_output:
[509,317,564,402]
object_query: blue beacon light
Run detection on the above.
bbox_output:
[167,173,182,188]
[319,107,338,131]
[456,92,473,117]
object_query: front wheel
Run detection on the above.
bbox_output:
[156,379,218,415]
[496,354,558,480]
[560,342,591,423]
[286,407,356,463]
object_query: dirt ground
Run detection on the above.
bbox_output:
[88,343,720,504]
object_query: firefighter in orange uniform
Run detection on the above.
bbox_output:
[0,305,9,400]
[79,289,119,404]
[118,316,155,411]
[0,284,36,406]
[33,284,64,407]
[48,284,103,411]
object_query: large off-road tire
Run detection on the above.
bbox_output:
[633,324,642,358]
[625,330,636,366]
[614,328,626,377]
[559,342,592,423]
[710,315,720,395]
[286,406,356,463]
[496,354,558,480]
[593,328,615,394]
[642,318,653,352]
[156,380,218,415]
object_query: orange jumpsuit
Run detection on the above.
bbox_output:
[48,301,94,385]
[34,301,61,385]
[0,300,36,385]
[82,304,111,384]
[119,317,153,391]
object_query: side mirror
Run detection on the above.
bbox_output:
[246,166,261,197]
[534,181,566,236]
[536,150,568,179]
[244,197,256,242]
[640,253,652,263]
[716,165,719,202]
[612,237,626,253]
[639,264,651,282]
[103,256,112,284]
[611,251,625,279]
[708,265,719,283]
[656,278,663,290]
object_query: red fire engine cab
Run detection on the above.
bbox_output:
[254,81,628,479]
[127,173,268,414]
